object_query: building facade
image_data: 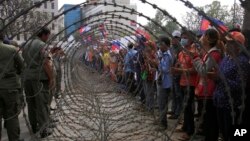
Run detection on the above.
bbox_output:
[83,0,137,40]
[58,4,83,39]
[0,0,59,45]
[34,0,59,44]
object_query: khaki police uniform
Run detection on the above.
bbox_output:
[22,37,51,134]
[0,41,24,141]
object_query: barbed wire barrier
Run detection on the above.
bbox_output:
[0,0,249,141]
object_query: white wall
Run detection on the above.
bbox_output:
[83,0,137,40]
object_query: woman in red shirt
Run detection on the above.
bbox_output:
[171,31,198,140]
[193,28,223,141]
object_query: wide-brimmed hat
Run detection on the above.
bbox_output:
[226,31,245,45]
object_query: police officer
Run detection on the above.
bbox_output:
[0,22,24,141]
[22,27,54,138]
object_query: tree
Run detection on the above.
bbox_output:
[145,10,179,38]
[182,9,202,31]
[182,1,244,31]
[229,3,244,26]
[164,20,180,34]
[145,10,165,36]
[0,0,51,40]
[204,1,230,23]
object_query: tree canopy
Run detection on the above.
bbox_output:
[145,1,244,37]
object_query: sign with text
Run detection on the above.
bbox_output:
[230,125,249,141]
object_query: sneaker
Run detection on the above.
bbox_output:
[167,111,174,115]
[194,113,199,117]
[157,124,168,131]
[196,129,204,135]
[50,107,57,111]
[175,128,185,133]
[31,125,38,134]
[168,115,178,119]
[178,133,190,141]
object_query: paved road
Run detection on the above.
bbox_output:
[1,59,204,141]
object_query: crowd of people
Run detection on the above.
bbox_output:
[0,27,65,140]
[1,21,250,141]
[83,28,250,141]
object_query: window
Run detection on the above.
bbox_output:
[51,2,55,9]
[24,33,27,40]
[23,14,27,19]
[1,9,4,16]
[44,2,47,9]
[52,23,55,30]
[43,12,47,16]
[30,12,33,18]
[36,11,40,20]
[16,22,19,28]
[17,34,20,41]
[52,12,54,17]
[30,1,33,6]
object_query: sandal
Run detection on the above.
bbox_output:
[196,129,204,135]
[175,128,185,133]
[178,133,190,141]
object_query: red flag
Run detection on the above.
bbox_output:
[130,20,136,26]
[111,41,121,53]
[79,27,84,33]
[200,17,228,34]
[200,18,211,33]
[135,28,151,40]
[99,24,105,30]
[79,26,91,33]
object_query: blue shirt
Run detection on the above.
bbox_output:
[158,51,173,88]
[213,53,250,109]
[124,49,137,73]
[134,45,145,74]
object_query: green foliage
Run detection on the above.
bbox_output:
[182,9,202,32]
[204,1,230,22]
[145,10,179,38]
[183,1,244,31]
[1,0,52,39]
[164,21,179,34]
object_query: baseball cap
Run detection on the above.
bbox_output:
[226,31,245,45]
[172,30,181,38]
